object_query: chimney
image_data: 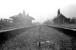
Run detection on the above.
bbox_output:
[57,9,60,16]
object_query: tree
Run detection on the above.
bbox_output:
[43,20,53,25]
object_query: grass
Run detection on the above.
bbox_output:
[0,25,73,50]
[1,37,72,50]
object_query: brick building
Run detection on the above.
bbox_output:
[53,9,70,24]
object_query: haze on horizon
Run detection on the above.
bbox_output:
[0,0,76,23]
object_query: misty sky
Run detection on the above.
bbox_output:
[0,0,76,23]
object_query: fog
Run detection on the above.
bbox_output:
[0,0,76,23]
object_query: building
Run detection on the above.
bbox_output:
[10,10,34,27]
[53,9,70,24]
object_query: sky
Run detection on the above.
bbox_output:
[0,0,76,23]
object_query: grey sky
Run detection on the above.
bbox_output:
[61,4,76,18]
[0,0,76,23]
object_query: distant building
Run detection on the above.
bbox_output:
[10,10,34,27]
[53,9,70,24]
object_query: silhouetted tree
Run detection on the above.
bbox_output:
[43,20,53,25]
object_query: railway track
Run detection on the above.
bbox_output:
[0,25,74,50]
